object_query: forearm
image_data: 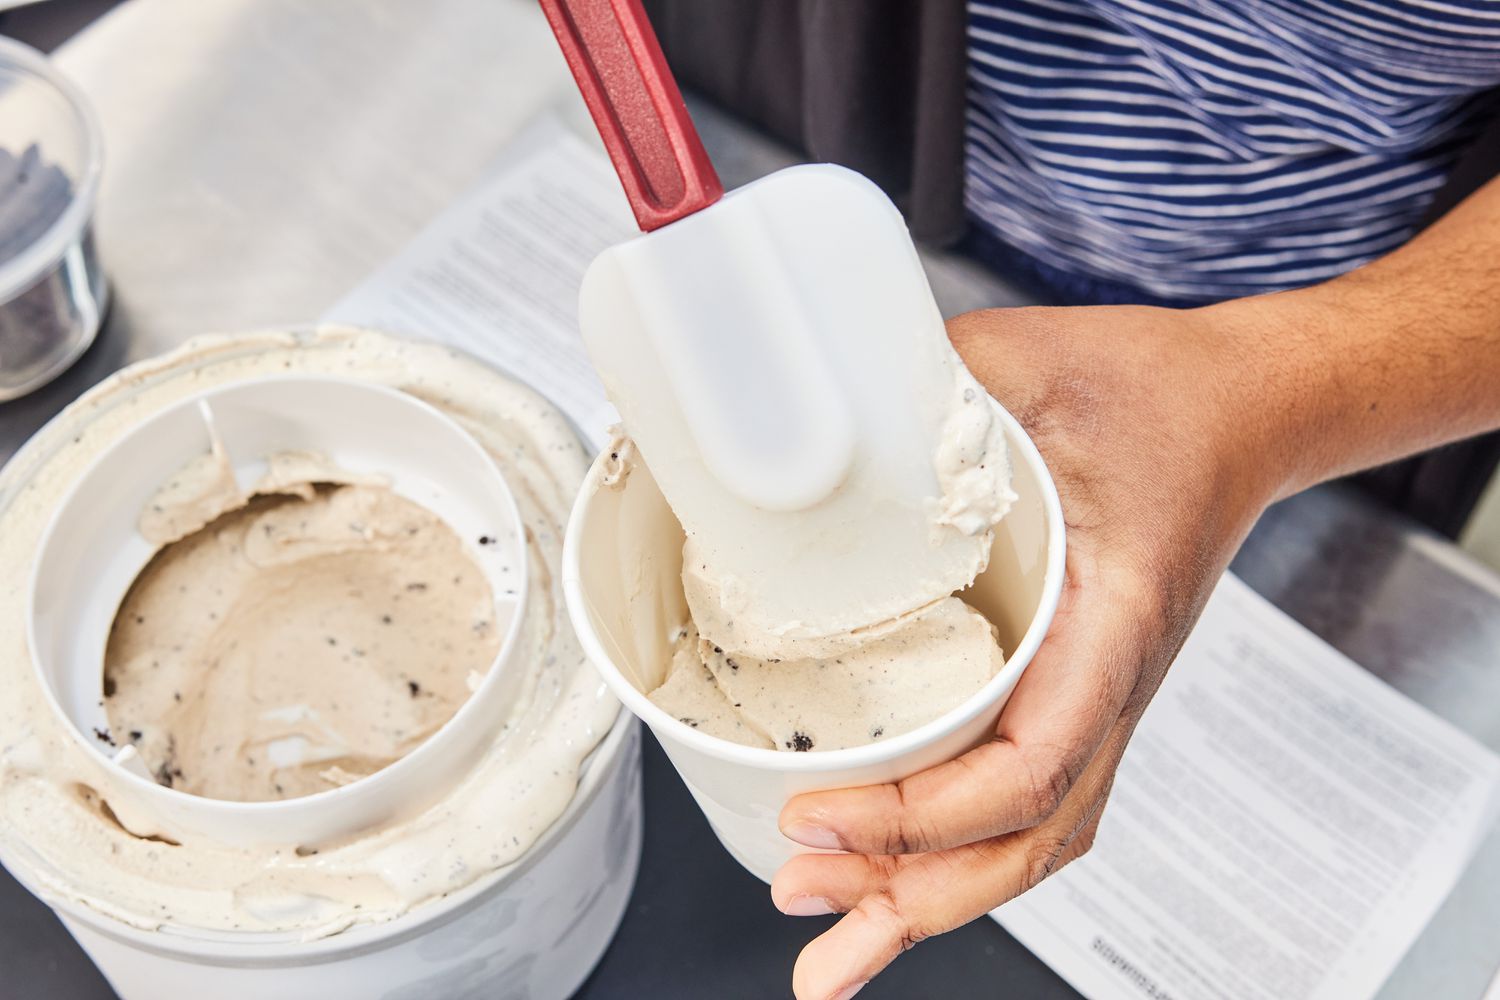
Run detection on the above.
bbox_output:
[1200,175,1500,502]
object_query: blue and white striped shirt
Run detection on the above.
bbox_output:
[964,0,1500,304]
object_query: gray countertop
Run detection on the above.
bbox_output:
[1,2,1496,997]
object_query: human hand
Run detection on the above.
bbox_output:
[770,304,1284,1000]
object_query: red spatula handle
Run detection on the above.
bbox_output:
[538,0,723,232]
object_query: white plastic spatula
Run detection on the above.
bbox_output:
[541,0,1003,648]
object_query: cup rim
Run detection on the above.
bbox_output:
[0,35,105,302]
[562,395,1066,772]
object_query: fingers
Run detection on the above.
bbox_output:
[777,739,1123,1000]
[1052,789,1107,870]
[773,789,1108,920]
[773,842,1021,924]
[778,729,1091,856]
[780,566,1140,855]
[783,842,1025,1000]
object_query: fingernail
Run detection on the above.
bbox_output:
[831,982,868,1000]
[783,821,841,850]
[781,894,835,917]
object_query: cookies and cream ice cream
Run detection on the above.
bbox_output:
[0,328,618,934]
[105,450,501,802]
[651,597,1006,751]
[641,357,1017,752]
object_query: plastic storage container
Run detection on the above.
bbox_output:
[0,35,107,400]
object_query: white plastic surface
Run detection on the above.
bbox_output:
[13,712,643,1000]
[563,397,1066,882]
[578,164,991,641]
[26,375,529,848]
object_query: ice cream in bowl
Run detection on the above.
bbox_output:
[0,328,640,999]
[27,373,532,848]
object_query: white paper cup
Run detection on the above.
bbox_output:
[5,712,643,1000]
[563,398,1065,882]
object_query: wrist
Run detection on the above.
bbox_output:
[1191,287,1356,504]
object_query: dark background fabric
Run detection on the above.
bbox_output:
[642,0,969,245]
